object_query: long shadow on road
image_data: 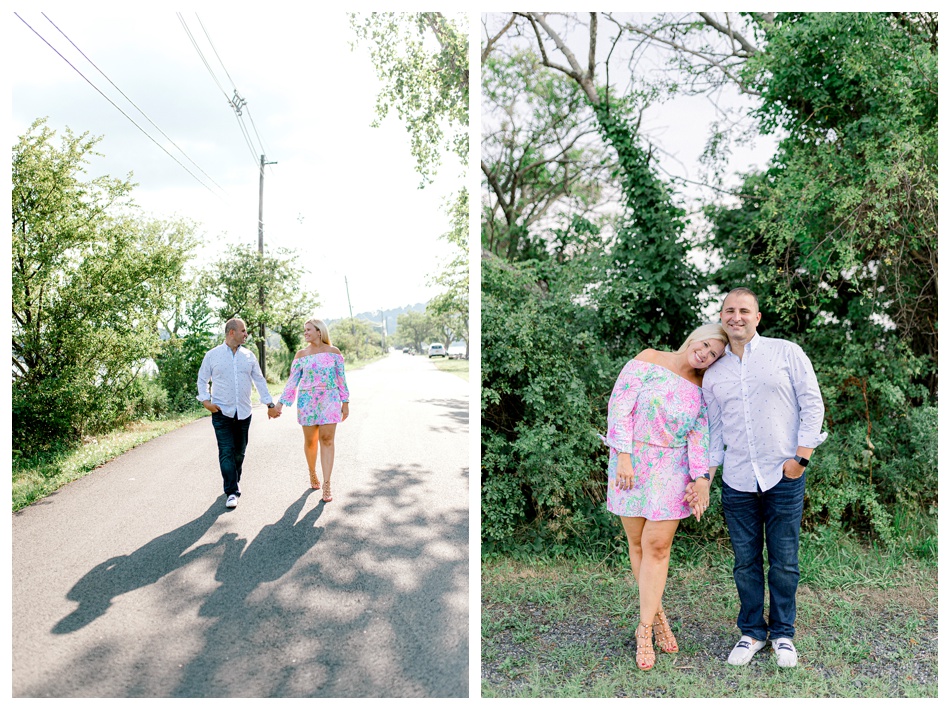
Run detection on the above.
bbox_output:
[52,498,230,635]
[170,463,468,697]
[36,465,467,697]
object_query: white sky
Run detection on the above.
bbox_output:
[10,8,463,320]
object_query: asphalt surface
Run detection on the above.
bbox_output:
[12,352,470,698]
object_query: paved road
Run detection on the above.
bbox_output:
[12,352,469,698]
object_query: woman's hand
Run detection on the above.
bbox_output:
[341,402,349,422]
[689,478,711,521]
[615,453,635,491]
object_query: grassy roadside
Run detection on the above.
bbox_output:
[12,411,207,512]
[482,533,937,698]
[12,358,380,512]
[432,356,470,380]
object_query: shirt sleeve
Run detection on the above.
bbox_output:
[249,352,273,405]
[686,397,710,480]
[279,359,303,407]
[702,380,725,468]
[789,344,828,449]
[604,360,645,454]
[196,351,213,403]
[335,355,350,402]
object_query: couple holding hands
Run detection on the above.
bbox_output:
[604,287,826,670]
[197,317,350,509]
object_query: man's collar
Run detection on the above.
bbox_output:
[725,332,760,356]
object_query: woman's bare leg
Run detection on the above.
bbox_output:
[637,519,680,627]
[302,425,320,488]
[319,423,337,500]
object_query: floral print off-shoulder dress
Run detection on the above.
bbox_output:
[278,352,350,426]
[604,359,709,521]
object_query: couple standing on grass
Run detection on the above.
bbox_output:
[604,287,826,671]
[196,316,350,509]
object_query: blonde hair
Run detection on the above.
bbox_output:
[306,318,331,346]
[676,322,728,353]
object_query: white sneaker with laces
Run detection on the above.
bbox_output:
[772,637,798,667]
[226,494,238,508]
[727,635,767,666]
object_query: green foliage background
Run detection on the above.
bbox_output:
[481,12,937,557]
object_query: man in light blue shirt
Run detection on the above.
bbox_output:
[197,317,279,509]
[693,287,826,668]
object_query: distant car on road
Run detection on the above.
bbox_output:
[403,347,410,353]
[427,343,446,358]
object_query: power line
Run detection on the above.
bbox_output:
[176,13,229,100]
[179,13,264,170]
[192,14,271,165]
[15,12,224,199]
[41,12,227,195]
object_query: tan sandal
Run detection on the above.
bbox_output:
[309,470,321,490]
[322,481,333,502]
[653,609,679,653]
[636,621,655,670]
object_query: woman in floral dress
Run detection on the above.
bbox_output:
[604,322,727,670]
[275,318,350,502]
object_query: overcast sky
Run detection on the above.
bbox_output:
[10,8,463,321]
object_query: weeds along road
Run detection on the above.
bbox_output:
[12,351,469,698]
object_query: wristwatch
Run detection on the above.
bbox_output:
[267,403,276,409]
[794,455,810,467]
[696,473,710,480]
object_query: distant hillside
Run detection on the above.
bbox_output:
[327,302,426,336]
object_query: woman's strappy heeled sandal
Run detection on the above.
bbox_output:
[309,470,321,490]
[653,609,679,653]
[636,621,656,670]
[322,481,333,502]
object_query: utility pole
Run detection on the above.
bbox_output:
[257,153,276,377]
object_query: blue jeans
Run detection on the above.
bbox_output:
[721,474,805,640]
[211,411,251,497]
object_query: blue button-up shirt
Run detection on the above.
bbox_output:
[196,343,273,420]
[702,333,827,493]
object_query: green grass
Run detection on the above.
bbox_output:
[431,356,470,380]
[481,532,937,698]
[13,358,380,512]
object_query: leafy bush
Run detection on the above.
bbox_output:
[482,255,624,555]
[154,298,218,412]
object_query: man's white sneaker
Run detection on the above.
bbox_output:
[727,635,767,666]
[772,637,798,667]
[226,494,238,508]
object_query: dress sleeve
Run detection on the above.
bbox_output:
[279,359,303,406]
[686,396,710,481]
[335,355,350,402]
[604,360,647,453]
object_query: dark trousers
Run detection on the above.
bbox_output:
[211,411,251,497]
[721,473,806,640]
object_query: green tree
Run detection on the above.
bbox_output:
[395,310,439,354]
[12,118,195,453]
[482,49,612,261]
[351,11,469,334]
[331,318,385,362]
[350,11,468,183]
[154,282,219,412]
[203,243,319,379]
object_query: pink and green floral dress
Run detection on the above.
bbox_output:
[278,352,350,426]
[604,359,709,520]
